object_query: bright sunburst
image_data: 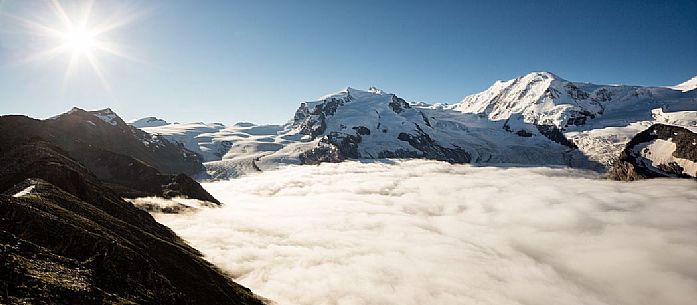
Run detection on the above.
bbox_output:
[6,0,142,90]
[61,25,97,55]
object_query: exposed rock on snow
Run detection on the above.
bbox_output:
[89,108,120,126]
[610,124,697,180]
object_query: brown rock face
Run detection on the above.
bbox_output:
[608,159,645,181]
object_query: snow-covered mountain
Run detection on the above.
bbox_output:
[671,75,697,92]
[286,87,584,165]
[132,72,697,179]
[453,72,694,130]
[129,116,169,128]
[449,72,697,167]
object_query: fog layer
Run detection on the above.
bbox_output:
[154,160,697,305]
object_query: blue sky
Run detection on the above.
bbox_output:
[0,0,695,124]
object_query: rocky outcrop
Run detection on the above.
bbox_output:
[299,142,344,165]
[352,126,371,135]
[300,123,471,165]
[294,95,351,139]
[609,124,697,181]
[388,95,411,113]
[535,124,578,149]
[299,132,362,165]
[0,143,264,304]
[70,146,218,203]
[393,125,470,163]
[162,174,219,202]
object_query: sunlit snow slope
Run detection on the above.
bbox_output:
[671,75,697,92]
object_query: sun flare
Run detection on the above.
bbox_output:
[61,26,98,55]
[7,0,142,90]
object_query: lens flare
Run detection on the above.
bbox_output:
[4,0,144,90]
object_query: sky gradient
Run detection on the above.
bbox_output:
[1,0,696,124]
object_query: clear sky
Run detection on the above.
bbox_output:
[0,0,696,124]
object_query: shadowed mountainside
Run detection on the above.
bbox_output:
[0,109,217,203]
[0,141,264,304]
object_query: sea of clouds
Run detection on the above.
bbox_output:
[152,160,697,305]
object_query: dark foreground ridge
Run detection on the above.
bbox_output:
[0,109,263,304]
[0,109,217,203]
[0,143,264,304]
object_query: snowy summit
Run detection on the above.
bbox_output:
[671,75,697,92]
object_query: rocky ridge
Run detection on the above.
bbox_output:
[0,141,263,304]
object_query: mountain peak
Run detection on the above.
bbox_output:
[88,108,123,126]
[519,71,564,81]
[48,107,86,120]
[129,116,170,128]
[49,107,127,128]
[671,75,697,92]
[367,86,385,94]
[485,72,566,94]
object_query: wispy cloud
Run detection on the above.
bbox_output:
[153,160,697,305]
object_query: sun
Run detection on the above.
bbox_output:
[6,0,143,90]
[61,25,98,55]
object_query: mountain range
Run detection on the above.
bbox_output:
[135,72,697,180]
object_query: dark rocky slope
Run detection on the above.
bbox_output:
[0,110,216,202]
[609,124,697,181]
[0,142,264,304]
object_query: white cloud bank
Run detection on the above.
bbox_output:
[153,160,697,305]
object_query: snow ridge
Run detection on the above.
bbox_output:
[453,71,695,130]
[90,108,120,126]
[671,75,697,92]
[129,117,170,128]
[13,185,35,197]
